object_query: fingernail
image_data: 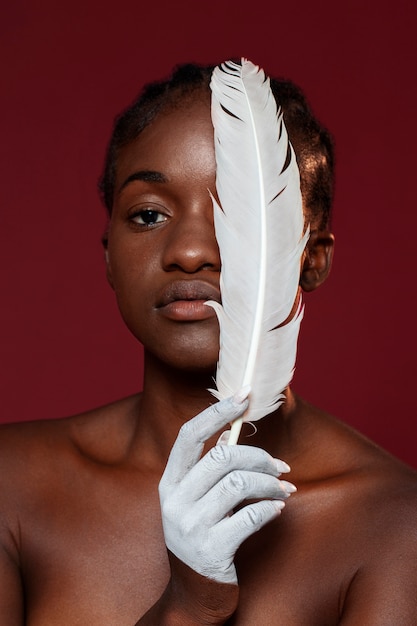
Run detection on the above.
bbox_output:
[233,385,251,404]
[274,501,286,511]
[275,459,291,474]
[281,480,297,494]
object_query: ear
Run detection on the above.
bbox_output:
[300,230,335,292]
[102,232,114,290]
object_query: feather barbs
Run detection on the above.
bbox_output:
[207,59,308,445]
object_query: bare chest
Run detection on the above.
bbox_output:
[20,473,353,625]
[20,466,169,624]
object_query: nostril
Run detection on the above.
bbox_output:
[164,259,219,274]
[162,225,221,273]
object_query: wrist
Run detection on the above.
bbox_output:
[166,551,239,625]
[136,553,239,626]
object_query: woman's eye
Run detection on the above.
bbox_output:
[131,209,167,227]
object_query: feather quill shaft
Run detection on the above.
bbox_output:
[207,59,308,445]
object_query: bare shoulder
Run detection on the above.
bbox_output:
[0,393,142,486]
[0,393,143,579]
[286,397,417,623]
[293,395,417,527]
[291,394,417,482]
[0,393,157,625]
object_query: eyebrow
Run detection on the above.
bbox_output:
[119,170,168,193]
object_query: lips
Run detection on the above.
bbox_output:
[157,280,221,321]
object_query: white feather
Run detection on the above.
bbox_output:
[207,59,309,444]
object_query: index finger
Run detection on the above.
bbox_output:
[160,393,249,490]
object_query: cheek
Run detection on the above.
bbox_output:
[108,234,157,292]
[106,233,220,370]
[106,244,152,324]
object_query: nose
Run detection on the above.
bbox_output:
[162,202,221,274]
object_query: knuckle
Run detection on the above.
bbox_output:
[209,397,246,422]
[180,512,199,537]
[238,502,276,529]
[209,402,222,417]
[207,444,232,466]
[158,481,166,499]
[163,503,198,537]
[222,470,251,495]
[161,499,177,525]
[177,419,196,443]
[241,506,264,527]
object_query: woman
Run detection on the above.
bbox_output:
[0,62,416,625]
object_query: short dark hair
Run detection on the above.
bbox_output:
[99,62,334,230]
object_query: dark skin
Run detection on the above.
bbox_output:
[1,92,416,625]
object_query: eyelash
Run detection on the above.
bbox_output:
[128,207,168,228]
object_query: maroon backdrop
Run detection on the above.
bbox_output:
[1,0,416,468]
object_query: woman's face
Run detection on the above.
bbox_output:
[106,94,222,372]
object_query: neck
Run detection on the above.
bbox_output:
[133,352,217,463]
[236,387,298,452]
[133,352,301,467]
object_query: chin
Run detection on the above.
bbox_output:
[137,320,220,372]
[144,338,219,377]
[161,348,218,374]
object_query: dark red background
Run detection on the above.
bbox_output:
[1,1,416,467]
